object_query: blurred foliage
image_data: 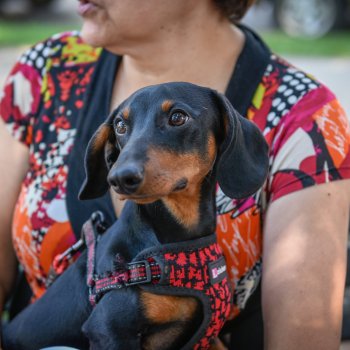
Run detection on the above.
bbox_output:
[262,30,350,56]
[0,20,78,46]
[0,21,350,57]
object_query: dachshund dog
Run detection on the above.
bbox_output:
[3,82,269,350]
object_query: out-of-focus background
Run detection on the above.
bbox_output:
[0,0,349,347]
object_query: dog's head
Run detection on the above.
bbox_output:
[79,82,269,202]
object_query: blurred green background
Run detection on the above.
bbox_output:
[0,19,349,56]
[1,0,350,56]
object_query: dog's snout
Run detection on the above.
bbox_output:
[108,165,144,194]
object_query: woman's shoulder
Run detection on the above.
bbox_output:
[0,31,103,145]
[18,31,102,77]
[251,53,345,136]
[252,54,350,203]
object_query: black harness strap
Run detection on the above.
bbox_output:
[83,218,162,306]
[46,211,108,288]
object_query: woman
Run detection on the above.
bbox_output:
[1,0,349,348]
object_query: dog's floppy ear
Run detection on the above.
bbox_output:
[79,112,119,200]
[213,91,269,199]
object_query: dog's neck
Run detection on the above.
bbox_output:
[139,172,217,244]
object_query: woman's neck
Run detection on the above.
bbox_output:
[109,20,244,109]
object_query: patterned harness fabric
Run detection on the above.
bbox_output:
[81,215,232,349]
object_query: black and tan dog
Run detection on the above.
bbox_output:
[3,82,269,350]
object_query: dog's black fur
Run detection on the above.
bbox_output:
[3,82,269,350]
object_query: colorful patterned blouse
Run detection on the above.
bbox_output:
[1,28,350,320]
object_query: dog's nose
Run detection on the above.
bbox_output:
[108,165,144,194]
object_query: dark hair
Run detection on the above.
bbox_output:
[214,0,256,21]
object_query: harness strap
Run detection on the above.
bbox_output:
[48,213,231,350]
[91,259,161,297]
[83,216,162,306]
[46,211,108,289]
[46,239,84,288]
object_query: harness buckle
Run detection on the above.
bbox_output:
[125,260,152,286]
[90,210,108,234]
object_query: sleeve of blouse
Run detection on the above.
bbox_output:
[268,84,350,203]
[0,46,43,146]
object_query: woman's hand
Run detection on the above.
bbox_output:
[262,179,350,350]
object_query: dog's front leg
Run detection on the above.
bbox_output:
[82,288,143,350]
[3,251,91,350]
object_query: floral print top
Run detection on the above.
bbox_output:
[1,30,349,319]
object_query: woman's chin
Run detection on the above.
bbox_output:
[80,22,108,47]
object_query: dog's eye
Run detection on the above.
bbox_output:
[169,112,188,127]
[115,119,127,135]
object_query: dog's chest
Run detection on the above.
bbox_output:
[94,202,160,274]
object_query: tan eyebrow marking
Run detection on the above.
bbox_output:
[161,100,173,113]
[122,107,130,120]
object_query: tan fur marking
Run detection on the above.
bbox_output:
[247,0,255,8]
[129,133,217,229]
[161,100,173,113]
[92,124,111,153]
[144,149,203,228]
[207,134,217,163]
[143,326,185,350]
[141,290,198,324]
[209,338,228,350]
[163,186,201,229]
[143,327,184,350]
[164,135,216,229]
[122,107,130,120]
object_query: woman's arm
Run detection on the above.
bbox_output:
[262,179,350,350]
[0,120,29,312]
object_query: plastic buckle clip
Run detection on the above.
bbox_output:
[125,260,152,286]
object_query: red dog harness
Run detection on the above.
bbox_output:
[51,213,232,349]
